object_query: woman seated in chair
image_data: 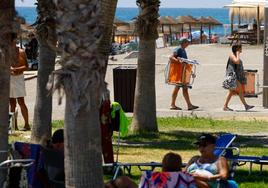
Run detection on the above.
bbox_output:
[186,134,230,188]
[33,129,65,188]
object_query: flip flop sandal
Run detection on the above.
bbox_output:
[188,105,199,111]
[223,107,234,111]
[170,106,182,110]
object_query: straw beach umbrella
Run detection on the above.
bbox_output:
[206,16,222,43]
[197,16,211,43]
[176,15,198,42]
[114,17,128,27]
[158,16,177,45]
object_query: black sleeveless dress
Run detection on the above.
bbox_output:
[226,58,247,85]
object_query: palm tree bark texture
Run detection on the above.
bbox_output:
[131,0,160,132]
[0,0,16,185]
[31,0,57,143]
[50,0,105,187]
[98,0,118,78]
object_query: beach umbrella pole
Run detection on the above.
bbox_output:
[263,7,268,107]
[257,6,260,45]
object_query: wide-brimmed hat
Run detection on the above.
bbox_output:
[179,37,190,44]
[194,133,216,145]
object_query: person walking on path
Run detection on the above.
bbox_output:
[223,43,254,111]
[9,33,30,131]
[170,37,199,111]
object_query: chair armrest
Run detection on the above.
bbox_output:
[215,146,240,157]
[0,159,35,168]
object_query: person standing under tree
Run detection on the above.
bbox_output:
[9,33,30,131]
[170,37,199,111]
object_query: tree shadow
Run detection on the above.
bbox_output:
[117,130,268,151]
[235,169,268,184]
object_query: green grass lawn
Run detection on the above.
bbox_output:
[10,117,268,187]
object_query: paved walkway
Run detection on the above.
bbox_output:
[22,44,268,124]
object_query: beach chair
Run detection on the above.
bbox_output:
[0,149,34,188]
[214,133,237,157]
[165,57,199,89]
[255,156,268,172]
[214,134,268,174]
[13,142,42,187]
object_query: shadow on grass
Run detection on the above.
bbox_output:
[115,130,268,151]
[235,169,268,184]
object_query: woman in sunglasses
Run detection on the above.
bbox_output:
[186,134,229,188]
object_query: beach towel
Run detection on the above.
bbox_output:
[139,171,196,188]
[10,74,26,98]
[111,102,129,137]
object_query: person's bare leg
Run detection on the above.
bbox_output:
[223,90,234,111]
[171,86,180,108]
[9,98,18,130]
[237,81,254,110]
[115,176,138,188]
[183,87,198,110]
[17,97,30,130]
[237,82,247,106]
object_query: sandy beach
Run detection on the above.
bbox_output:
[22,43,268,124]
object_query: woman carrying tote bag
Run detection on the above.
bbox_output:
[223,43,254,111]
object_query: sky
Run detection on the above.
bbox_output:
[15,0,233,8]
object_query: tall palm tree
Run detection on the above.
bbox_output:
[51,0,105,187]
[131,0,160,132]
[31,0,57,143]
[0,0,16,185]
[98,0,118,77]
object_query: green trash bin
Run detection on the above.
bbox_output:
[113,66,137,112]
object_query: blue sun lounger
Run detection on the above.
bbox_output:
[214,134,268,174]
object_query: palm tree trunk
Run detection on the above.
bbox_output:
[0,0,16,185]
[31,0,57,143]
[131,39,157,132]
[98,0,118,77]
[131,0,160,132]
[52,0,104,187]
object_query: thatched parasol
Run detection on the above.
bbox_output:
[158,16,178,44]
[158,16,169,25]
[196,16,212,43]
[176,16,198,42]
[114,17,129,27]
[207,16,222,25]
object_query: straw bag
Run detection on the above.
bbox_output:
[222,71,237,90]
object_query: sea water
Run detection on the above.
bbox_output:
[16,7,230,36]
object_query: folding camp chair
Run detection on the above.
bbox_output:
[255,156,268,172]
[214,133,237,157]
[0,149,34,188]
[12,142,42,187]
[214,134,267,174]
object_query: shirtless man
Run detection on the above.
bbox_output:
[10,34,30,131]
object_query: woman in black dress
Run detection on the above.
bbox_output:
[223,43,254,111]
